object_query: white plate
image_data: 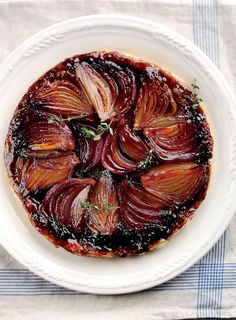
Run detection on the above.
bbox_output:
[0,15,236,295]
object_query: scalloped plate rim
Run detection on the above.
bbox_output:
[0,14,236,294]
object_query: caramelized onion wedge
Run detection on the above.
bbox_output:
[119,180,168,230]
[87,171,119,235]
[89,58,137,121]
[71,123,104,171]
[76,59,137,122]
[21,118,75,158]
[144,121,199,161]
[79,134,103,171]
[15,111,75,158]
[15,153,80,192]
[37,80,93,118]
[141,162,208,204]
[41,178,96,234]
[102,128,137,174]
[111,66,137,120]
[119,119,149,161]
[76,63,117,122]
[134,78,178,129]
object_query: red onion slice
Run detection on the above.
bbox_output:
[15,153,80,192]
[87,171,119,235]
[41,178,96,233]
[141,162,208,204]
[144,121,199,161]
[36,80,93,118]
[118,120,149,161]
[102,128,137,174]
[71,123,104,171]
[22,116,75,159]
[119,180,166,230]
[76,63,117,122]
[134,78,178,129]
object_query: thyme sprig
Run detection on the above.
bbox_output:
[138,149,155,170]
[191,80,202,110]
[80,200,113,213]
[80,127,97,139]
[47,114,78,124]
[80,200,100,211]
[125,175,142,189]
[102,203,113,213]
[126,175,135,188]
[81,122,113,141]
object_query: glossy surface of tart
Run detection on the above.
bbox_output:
[4,51,213,257]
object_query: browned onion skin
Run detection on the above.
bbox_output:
[14,153,80,192]
[119,180,170,230]
[36,79,93,118]
[134,77,178,129]
[40,178,96,234]
[17,111,75,158]
[4,51,213,257]
[102,119,150,174]
[87,171,119,235]
[144,121,200,161]
[141,162,208,205]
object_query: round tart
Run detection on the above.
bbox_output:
[4,51,213,258]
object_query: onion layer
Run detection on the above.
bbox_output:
[71,123,104,171]
[41,178,96,234]
[76,58,136,122]
[36,80,93,118]
[141,162,207,205]
[102,120,150,174]
[15,153,80,192]
[134,78,178,129]
[118,119,149,162]
[119,179,169,230]
[87,171,119,235]
[19,111,75,158]
[144,121,200,161]
[102,127,138,174]
[76,63,117,122]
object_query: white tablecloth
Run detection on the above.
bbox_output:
[0,0,235,319]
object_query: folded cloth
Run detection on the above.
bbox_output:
[0,0,235,319]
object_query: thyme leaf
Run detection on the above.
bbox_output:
[80,200,95,210]
[138,149,155,170]
[80,200,113,214]
[126,175,135,188]
[191,79,202,110]
[47,114,78,124]
[80,127,96,139]
[102,203,113,213]
[80,122,113,141]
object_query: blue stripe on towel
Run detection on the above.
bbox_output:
[193,0,227,317]
[0,264,235,295]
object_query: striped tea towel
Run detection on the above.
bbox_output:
[0,0,235,319]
